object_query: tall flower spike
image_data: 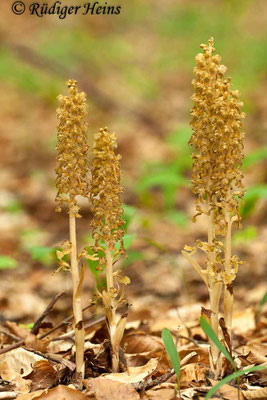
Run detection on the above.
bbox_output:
[56,79,89,217]
[55,80,89,384]
[90,127,128,373]
[183,38,245,379]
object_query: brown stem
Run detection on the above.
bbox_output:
[224,210,233,343]
[208,210,222,378]
[105,246,119,372]
[69,214,85,382]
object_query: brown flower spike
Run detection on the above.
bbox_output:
[90,127,128,372]
[183,38,245,378]
[90,127,125,269]
[56,79,89,217]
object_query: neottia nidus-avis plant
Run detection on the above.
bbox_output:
[55,79,95,383]
[90,127,129,372]
[182,38,245,378]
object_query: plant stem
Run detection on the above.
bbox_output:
[224,211,234,344]
[105,246,119,372]
[69,213,85,382]
[208,210,222,378]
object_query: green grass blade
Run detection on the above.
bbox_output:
[200,316,236,371]
[162,328,180,388]
[205,365,265,399]
[259,292,267,308]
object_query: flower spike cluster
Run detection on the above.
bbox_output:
[183,39,246,377]
[55,79,89,217]
[90,127,125,268]
[190,38,245,234]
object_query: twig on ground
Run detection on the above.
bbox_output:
[38,303,95,340]
[24,347,76,371]
[0,292,65,356]
[52,316,105,342]
[31,292,65,335]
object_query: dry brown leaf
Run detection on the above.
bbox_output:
[5,321,30,339]
[0,393,18,399]
[17,385,92,400]
[104,358,158,384]
[47,339,73,353]
[243,386,267,399]
[122,332,164,355]
[179,347,209,365]
[0,348,45,393]
[0,348,45,378]
[143,385,176,399]
[214,382,246,400]
[85,377,140,400]
[30,360,58,391]
[24,334,50,352]
[179,363,208,388]
[233,308,256,334]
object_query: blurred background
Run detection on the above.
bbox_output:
[0,0,266,322]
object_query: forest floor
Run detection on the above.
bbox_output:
[0,0,267,398]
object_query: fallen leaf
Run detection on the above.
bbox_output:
[85,377,140,400]
[233,308,256,334]
[104,358,158,384]
[17,385,92,399]
[143,385,176,399]
[30,360,58,391]
[179,363,208,388]
[243,386,267,399]
[0,348,45,393]
[122,332,164,355]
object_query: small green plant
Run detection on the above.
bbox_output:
[240,184,267,219]
[0,255,17,269]
[162,328,181,393]
[200,316,236,372]
[85,207,136,291]
[183,38,245,378]
[27,245,56,267]
[256,292,267,323]
[205,366,265,399]
[136,125,190,225]
[200,316,265,399]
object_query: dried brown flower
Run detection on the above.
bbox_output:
[90,127,125,269]
[55,79,89,217]
[183,38,246,378]
[190,37,245,233]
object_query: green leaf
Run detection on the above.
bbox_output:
[27,246,55,266]
[19,322,34,331]
[0,256,17,269]
[200,316,236,372]
[122,204,137,231]
[240,184,267,218]
[123,250,144,266]
[162,328,180,389]
[233,226,257,244]
[115,234,135,251]
[205,365,265,399]
[242,147,267,170]
[165,210,188,226]
[137,171,187,193]
[259,292,267,308]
